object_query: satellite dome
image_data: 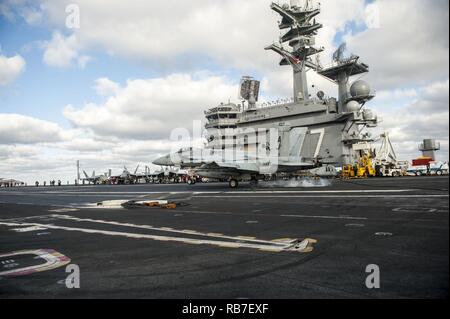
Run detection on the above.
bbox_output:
[346,100,360,112]
[350,80,371,97]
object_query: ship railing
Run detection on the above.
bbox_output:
[320,55,360,70]
[204,108,240,115]
[258,98,295,108]
[206,118,239,125]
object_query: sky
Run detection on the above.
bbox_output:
[0,0,449,184]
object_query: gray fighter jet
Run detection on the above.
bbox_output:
[82,170,109,185]
[153,128,317,188]
[110,165,141,184]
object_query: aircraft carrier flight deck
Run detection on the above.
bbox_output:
[0,176,448,299]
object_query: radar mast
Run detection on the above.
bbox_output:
[265,0,323,102]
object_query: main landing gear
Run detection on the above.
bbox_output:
[229,179,239,188]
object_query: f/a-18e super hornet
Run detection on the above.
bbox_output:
[82,170,109,185]
[153,0,378,188]
[110,165,141,184]
[153,129,319,187]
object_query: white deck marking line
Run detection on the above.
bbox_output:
[194,195,448,198]
[0,249,70,276]
[48,214,286,245]
[0,214,59,222]
[48,208,79,213]
[174,209,369,221]
[0,220,310,253]
[204,190,418,194]
[166,210,235,216]
[12,226,47,232]
[282,214,367,220]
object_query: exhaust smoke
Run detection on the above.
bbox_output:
[259,177,332,188]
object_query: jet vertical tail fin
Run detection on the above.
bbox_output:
[288,127,307,158]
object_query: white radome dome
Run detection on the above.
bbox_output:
[350,80,371,97]
[346,100,360,112]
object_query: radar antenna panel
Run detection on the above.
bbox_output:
[239,76,260,102]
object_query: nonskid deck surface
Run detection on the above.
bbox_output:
[0,176,448,298]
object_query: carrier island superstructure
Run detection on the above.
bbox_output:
[154,0,379,178]
[202,0,378,167]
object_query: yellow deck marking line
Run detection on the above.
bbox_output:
[272,238,296,242]
[259,248,281,252]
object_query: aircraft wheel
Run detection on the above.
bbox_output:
[229,179,239,188]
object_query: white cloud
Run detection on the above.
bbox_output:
[376,89,418,102]
[19,5,43,25]
[345,0,449,90]
[0,0,43,25]
[37,1,365,74]
[11,1,449,93]
[0,54,26,86]
[0,112,177,183]
[0,134,179,184]
[64,73,238,139]
[41,31,90,68]
[19,0,366,97]
[93,78,121,96]
[373,79,449,161]
[77,55,91,69]
[0,144,38,159]
[1,0,449,183]
[0,114,64,144]
[422,79,449,105]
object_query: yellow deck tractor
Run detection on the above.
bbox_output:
[342,155,376,179]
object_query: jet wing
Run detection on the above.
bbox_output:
[277,163,316,172]
[199,158,315,174]
[197,161,259,173]
[215,161,260,173]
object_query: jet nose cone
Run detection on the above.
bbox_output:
[152,154,174,166]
